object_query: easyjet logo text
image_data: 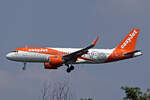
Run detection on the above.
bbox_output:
[28,49,48,52]
[121,30,138,49]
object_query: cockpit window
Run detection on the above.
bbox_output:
[12,50,18,52]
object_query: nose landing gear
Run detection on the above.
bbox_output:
[66,64,74,73]
[22,63,26,70]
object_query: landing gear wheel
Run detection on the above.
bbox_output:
[66,64,74,73]
[22,63,26,71]
[70,65,74,70]
[22,66,26,70]
[67,68,71,73]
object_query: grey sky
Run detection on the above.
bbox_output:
[0,0,149,100]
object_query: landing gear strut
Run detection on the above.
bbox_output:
[22,63,26,70]
[66,64,74,73]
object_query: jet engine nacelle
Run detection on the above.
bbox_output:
[44,62,61,69]
[44,56,63,69]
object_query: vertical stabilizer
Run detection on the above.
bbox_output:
[116,28,140,52]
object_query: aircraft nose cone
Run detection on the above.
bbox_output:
[6,53,13,60]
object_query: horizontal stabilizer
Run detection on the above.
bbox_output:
[124,50,142,57]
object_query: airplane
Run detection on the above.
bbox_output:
[6,28,142,73]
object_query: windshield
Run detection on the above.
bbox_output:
[12,50,18,52]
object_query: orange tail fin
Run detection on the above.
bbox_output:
[116,28,140,52]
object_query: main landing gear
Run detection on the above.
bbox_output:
[66,64,74,73]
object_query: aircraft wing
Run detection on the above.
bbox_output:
[63,37,99,64]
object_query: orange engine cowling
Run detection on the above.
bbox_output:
[49,56,63,65]
[44,56,63,69]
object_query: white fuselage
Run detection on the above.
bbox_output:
[6,48,114,64]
